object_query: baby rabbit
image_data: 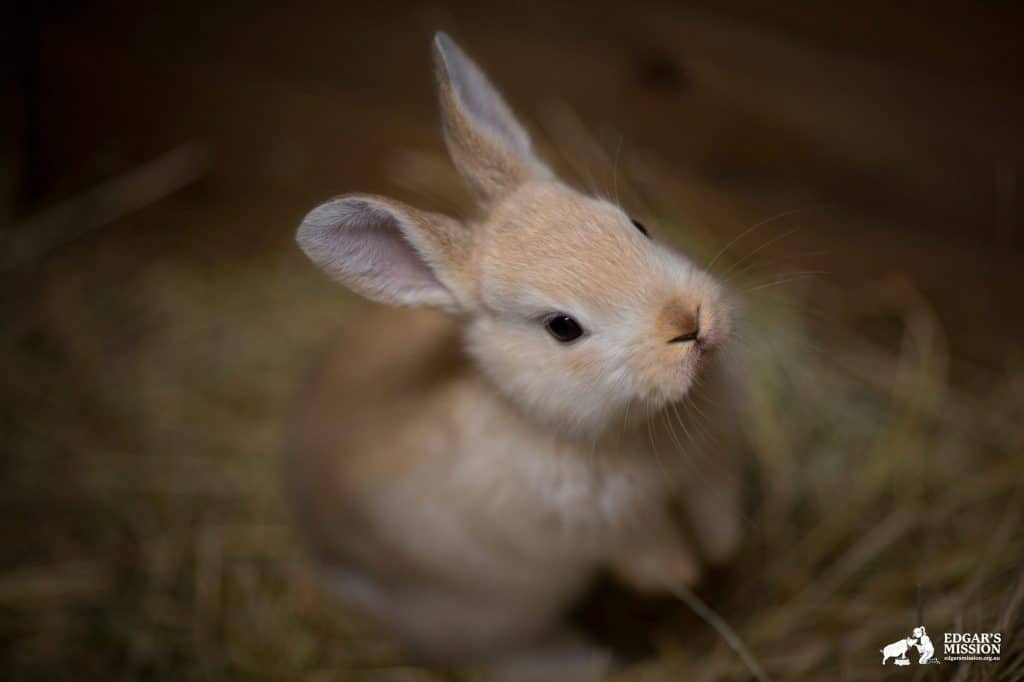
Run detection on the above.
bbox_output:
[291,32,743,679]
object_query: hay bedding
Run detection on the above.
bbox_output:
[1,145,1021,681]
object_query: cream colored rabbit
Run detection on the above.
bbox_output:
[291,32,743,678]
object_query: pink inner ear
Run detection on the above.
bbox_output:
[299,198,449,306]
[345,206,439,293]
[435,32,535,163]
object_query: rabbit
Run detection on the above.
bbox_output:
[290,32,744,679]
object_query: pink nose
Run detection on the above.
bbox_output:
[668,304,700,344]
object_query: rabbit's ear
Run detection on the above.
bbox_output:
[296,194,473,311]
[432,32,552,206]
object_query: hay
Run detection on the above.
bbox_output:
[2,131,1021,680]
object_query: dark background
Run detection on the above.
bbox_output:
[3,2,1022,680]
[8,1,1023,363]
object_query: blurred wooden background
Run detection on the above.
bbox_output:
[7,0,1023,362]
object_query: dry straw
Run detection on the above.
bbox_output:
[2,123,1020,680]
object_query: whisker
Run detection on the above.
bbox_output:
[705,207,812,273]
[718,225,804,284]
[645,401,669,478]
[662,405,688,457]
[721,256,831,298]
[742,271,826,294]
[670,401,699,452]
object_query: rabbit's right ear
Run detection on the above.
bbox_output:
[432,32,552,207]
[296,194,474,312]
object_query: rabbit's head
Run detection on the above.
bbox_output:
[297,33,731,434]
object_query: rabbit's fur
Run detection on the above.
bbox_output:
[291,33,743,676]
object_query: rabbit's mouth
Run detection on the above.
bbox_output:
[668,304,701,344]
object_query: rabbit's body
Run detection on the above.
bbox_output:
[290,33,744,675]
[292,306,740,658]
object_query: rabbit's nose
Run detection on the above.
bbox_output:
[667,303,701,344]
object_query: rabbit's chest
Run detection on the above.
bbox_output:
[449,432,665,549]
[372,382,673,570]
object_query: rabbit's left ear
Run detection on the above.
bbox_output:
[296,194,474,312]
[432,32,553,207]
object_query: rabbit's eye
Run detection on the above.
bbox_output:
[545,314,584,343]
[631,218,651,238]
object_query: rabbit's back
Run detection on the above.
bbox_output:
[288,305,466,569]
[287,305,606,652]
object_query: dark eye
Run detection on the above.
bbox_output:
[545,314,584,343]
[631,218,650,238]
